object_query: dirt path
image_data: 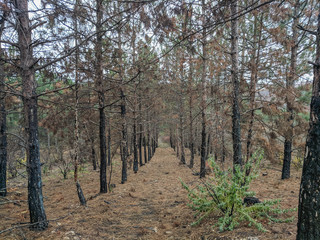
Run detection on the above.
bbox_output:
[1,147,300,240]
[75,147,200,240]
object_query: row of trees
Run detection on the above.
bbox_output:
[0,0,162,230]
[0,0,320,238]
[164,0,314,181]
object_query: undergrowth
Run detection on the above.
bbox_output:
[181,150,295,232]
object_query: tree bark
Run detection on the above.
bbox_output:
[143,134,147,164]
[282,0,299,180]
[0,72,6,197]
[91,138,97,170]
[296,10,320,240]
[133,100,138,173]
[14,0,48,229]
[107,114,111,166]
[95,0,107,193]
[231,0,242,168]
[73,1,87,206]
[246,13,263,176]
[0,9,7,197]
[138,98,143,166]
[186,6,194,168]
[200,0,207,178]
[120,88,128,183]
[147,110,151,161]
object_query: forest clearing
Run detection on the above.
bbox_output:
[1,0,320,239]
[1,147,300,240]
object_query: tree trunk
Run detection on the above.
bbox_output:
[200,0,207,178]
[133,102,138,173]
[282,0,299,180]
[107,114,111,166]
[91,138,97,170]
[231,0,242,168]
[143,135,147,164]
[176,126,180,159]
[188,57,194,168]
[96,0,107,193]
[147,110,151,161]
[14,0,48,230]
[246,14,263,176]
[296,9,320,240]
[206,132,211,160]
[178,19,186,164]
[179,108,186,164]
[0,11,7,197]
[120,89,128,184]
[74,1,87,206]
[0,77,6,197]
[76,181,86,206]
[138,95,143,166]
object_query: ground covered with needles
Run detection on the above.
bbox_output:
[0,147,301,240]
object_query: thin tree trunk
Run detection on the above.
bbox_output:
[0,74,6,197]
[91,138,97,170]
[132,26,138,173]
[169,127,173,149]
[206,132,211,160]
[74,2,86,206]
[14,0,48,229]
[120,88,128,183]
[246,14,263,175]
[231,0,242,168]
[297,8,320,239]
[282,0,299,180]
[133,100,138,173]
[138,98,143,166]
[176,126,180,159]
[188,54,194,168]
[178,10,186,164]
[200,0,207,178]
[96,0,107,193]
[143,134,147,164]
[0,10,7,197]
[147,111,151,161]
[107,113,111,166]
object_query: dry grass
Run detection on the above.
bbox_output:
[0,147,300,240]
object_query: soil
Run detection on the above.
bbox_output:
[0,147,301,240]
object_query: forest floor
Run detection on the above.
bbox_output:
[0,147,301,240]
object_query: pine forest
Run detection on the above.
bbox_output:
[0,0,320,239]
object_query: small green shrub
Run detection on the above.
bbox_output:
[181,150,294,232]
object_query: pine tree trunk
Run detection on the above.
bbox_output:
[91,138,97,170]
[176,126,180,159]
[120,89,128,184]
[246,14,263,175]
[200,0,207,178]
[96,0,107,193]
[0,81,6,197]
[231,0,242,168]
[143,135,147,164]
[282,0,298,180]
[14,0,47,230]
[188,74,194,168]
[76,181,86,206]
[296,9,320,240]
[74,1,87,205]
[138,97,143,166]
[133,107,138,173]
[178,28,186,164]
[147,111,152,161]
[107,114,111,166]
[0,16,7,197]
[179,109,186,164]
